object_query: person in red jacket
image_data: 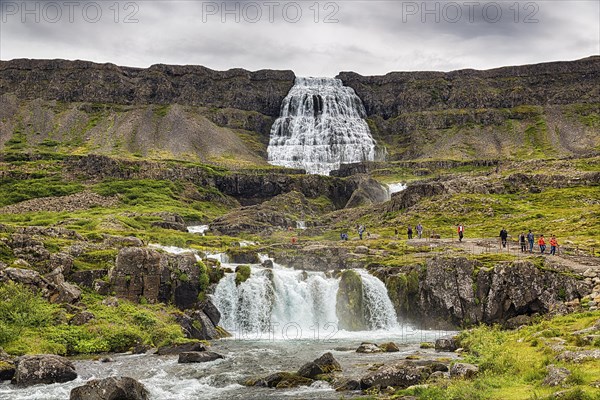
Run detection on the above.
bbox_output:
[549,235,558,256]
[457,224,464,242]
[538,235,546,254]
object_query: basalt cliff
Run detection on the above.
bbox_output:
[1,56,598,164]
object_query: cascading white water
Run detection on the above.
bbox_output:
[267,77,381,175]
[357,269,399,330]
[212,262,399,337]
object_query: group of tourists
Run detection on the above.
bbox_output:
[404,223,424,240]
[506,229,559,255]
[340,223,560,257]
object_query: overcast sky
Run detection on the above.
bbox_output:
[0,0,598,76]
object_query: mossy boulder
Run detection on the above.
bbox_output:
[226,248,259,264]
[297,352,342,378]
[0,360,16,381]
[235,265,251,286]
[250,372,313,388]
[336,270,367,331]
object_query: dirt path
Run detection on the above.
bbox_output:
[406,237,599,274]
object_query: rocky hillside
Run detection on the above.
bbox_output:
[0,59,294,167]
[1,57,598,165]
[338,56,600,160]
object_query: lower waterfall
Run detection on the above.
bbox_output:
[212,261,399,338]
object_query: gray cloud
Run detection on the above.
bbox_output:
[0,0,598,76]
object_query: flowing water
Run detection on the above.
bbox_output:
[387,182,407,195]
[1,255,453,399]
[267,77,382,175]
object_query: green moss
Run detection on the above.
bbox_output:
[153,105,170,118]
[73,249,117,271]
[235,265,251,286]
[336,270,366,330]
[0,242,14,263]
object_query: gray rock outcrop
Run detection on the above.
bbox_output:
[70,376,149,400]
[12,355,77,386]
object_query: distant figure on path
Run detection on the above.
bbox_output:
[538,235,546,254]
[394,227,398,238]
[358,225,365,240]
[416,223,423,239]
[550,235,558,256]
[519,232,527,252]
[527,230,535,253]
[407,225,413,240]
[457,224,464,242]
[499,228,508,248]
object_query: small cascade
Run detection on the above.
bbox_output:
[213,271,274,333]
[387,182,407,195]
[356,269,399,330]
[296,220,306,230]
[267,77,383,175]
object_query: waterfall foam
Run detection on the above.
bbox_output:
[357,269,399,330]
[212,262,399,338]
[267,77,382,175]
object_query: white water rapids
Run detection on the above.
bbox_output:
[267,77,381,175]
[212,256,400,339]
[1,251,454,400]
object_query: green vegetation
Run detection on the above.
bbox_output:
[0,282,188,356]
[235,265,251,286]
[377,185,600,248]
[0,177,84,207]
[73,249,118,271]
[394,311,600,399]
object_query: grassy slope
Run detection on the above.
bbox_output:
[393,311,600,400]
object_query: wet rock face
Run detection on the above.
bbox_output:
[178,351,224,364]
[336,270,367,331]
[12,355,77,386]
[70,376,149,400]
[344,177,390,208]
[377,257,590,328]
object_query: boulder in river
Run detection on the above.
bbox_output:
[178,351,224,363]
[297,352,342,378]
[251,372,313,389]
[435,335,459,352]
[12,354,77,386]
[156,342,206,355]
[70,376,149,400]
[356,342,383,353]
[360,361,426,389]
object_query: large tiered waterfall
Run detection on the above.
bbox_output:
[212,261,398,338]
[267,77,381,175]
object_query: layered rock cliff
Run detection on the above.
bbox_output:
[0,59,295,116]
[1,57,598,163]
[338,56,600,160]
